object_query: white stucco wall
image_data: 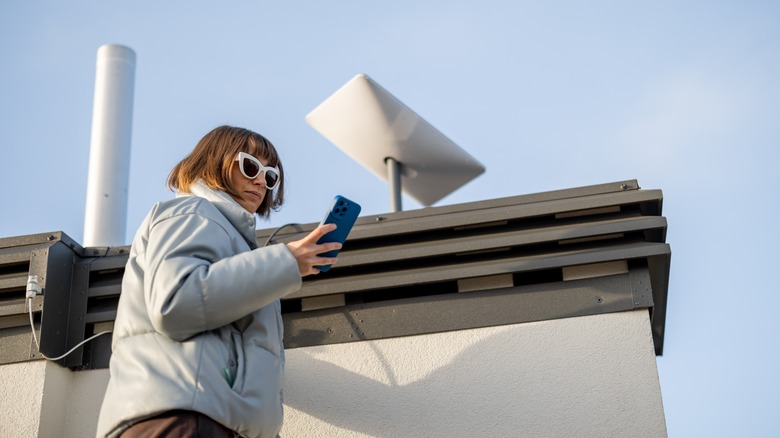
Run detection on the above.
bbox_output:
[281,309,667,438]
[0,361,46,437]
[0,309,666,437]
[0,358,110,438]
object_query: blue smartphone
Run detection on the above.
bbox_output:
[316,195,361,272]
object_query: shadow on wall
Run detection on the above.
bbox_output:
[282,311,658,437]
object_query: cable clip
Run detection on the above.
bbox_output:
[26,275,42,299]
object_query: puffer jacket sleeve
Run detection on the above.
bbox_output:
[143,210,301,341]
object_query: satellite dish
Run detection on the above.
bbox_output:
[306,73,485,212]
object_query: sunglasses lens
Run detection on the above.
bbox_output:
[265,170,279,189]
[241,157,260,179]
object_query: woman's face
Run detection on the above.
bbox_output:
[228,156,269,213]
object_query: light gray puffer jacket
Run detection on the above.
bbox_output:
[96,180,302,438]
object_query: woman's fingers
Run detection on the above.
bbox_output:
[299,255,338,276]
[304,223,337,243]
[286,224,342,276]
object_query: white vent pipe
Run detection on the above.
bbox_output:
[83,44,136,247]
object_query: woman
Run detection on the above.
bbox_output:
[96,125,340,438]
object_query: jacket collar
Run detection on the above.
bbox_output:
[178,179,259,249]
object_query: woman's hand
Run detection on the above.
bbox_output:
[286,223,342,276]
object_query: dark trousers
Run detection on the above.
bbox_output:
[120,410,235,438]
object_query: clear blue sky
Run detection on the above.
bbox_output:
[2,1,778,436]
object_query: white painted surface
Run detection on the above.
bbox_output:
[306,73,485,207]
[0,361,45,438]
[0,310,666,437]
[60,368,110,438]
[38,362,74,438]
[282,310,667,438]
[83,44,136,247]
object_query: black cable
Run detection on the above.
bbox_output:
[263,223,305,247]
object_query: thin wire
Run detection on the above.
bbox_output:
[27,222,304,362]
[263,223,304,247]
[28,297,112,362]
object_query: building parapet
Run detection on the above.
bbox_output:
[0,179,670,370]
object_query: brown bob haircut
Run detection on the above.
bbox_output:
[167,125,285,218]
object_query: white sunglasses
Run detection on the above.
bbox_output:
[234,152,280,190]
